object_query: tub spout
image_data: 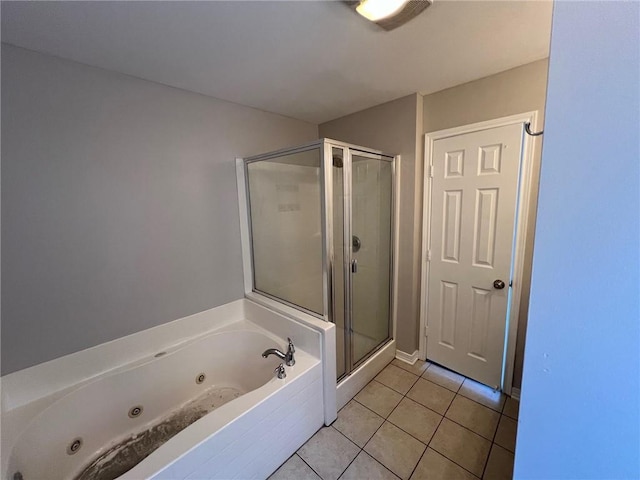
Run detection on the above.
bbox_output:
[262,348,286,360]
[262,337,295,366]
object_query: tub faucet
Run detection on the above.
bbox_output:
[262,337,295,366]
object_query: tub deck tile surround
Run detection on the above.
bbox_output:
[269,361,518,480]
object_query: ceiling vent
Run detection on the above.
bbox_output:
[346,0,433,31]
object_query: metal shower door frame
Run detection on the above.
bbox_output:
[241,140,330,321]
[324,139,397,381]
[238,139,397,381]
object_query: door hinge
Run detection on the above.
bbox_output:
[428,165,434,178]
[426,249,432,262]
[424,325,429,337]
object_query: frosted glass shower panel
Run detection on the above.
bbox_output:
[247,148,323,315]
[351,155,393,364]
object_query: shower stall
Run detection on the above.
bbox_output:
[237,139,396,381]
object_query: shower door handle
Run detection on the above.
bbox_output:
[351,259,358,273]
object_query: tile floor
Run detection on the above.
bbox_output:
[269,359,519,480]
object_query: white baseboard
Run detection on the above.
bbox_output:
[510,387,521,400]
[395,349,420,365]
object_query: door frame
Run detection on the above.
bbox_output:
[419,111,541,396]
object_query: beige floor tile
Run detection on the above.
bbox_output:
[388,397,442,445]
[269,454,322,480]
[411,448,479,480]
[422,364,465,392]
[333,400,384,447]
[391,358,431,376]
[458,379,506,412]
[445,395,500,440]
[494,416,517,453]
[364,421,426,480]
[483,444,514,480]
[355,380,403,418]
[298,427,359,480]
[502,397,519,420]
[375,364,420,395]
[406,378,455,415]
[340,451,400,480]
[430,418,491,477]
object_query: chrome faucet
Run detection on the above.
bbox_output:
[262,337,295,366]
[274,363,286,379]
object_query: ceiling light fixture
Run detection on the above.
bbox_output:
[356,0,409,21]
[347,0,433,31]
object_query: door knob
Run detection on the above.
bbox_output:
[493,279,506,290]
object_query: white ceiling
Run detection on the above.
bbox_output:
[1,1,552,124]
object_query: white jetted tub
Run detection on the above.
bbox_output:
[1,299,336,480]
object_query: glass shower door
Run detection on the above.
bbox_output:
[350,152,393,365]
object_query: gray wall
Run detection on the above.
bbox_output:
[516,2,639,476]
[1,44,318,375]
[422,59,549,388]
[319,94,423,354]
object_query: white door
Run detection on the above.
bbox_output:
[426,124,523,388]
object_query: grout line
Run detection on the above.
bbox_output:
[395,395,446,419]
[494,414,517,454]
[268,451,298,478]
[350,413,400,477]
[296,452,325,480]
[348,358,396,399]
[480,403,506,479]
[371,372,484,480]
[327,424,368,479]
[389,362,515,476]
[298,425,362,480]
[351,397,388,419]
[416,375,463,394]
[421,362,465,393]
[296,425,361,480]
[295,425,330,478]
[376,369,421,396]
[453,389,504,415]
[408,449,427,479]
[427,422,482,477]
[294,365,516,480]
[348,450,401,480]
[371,380,406,404]
[356,378,499,446]
[416,387,488,478]
[456,389,505,413]
[334,449,360,479]
[329,413,400,480]
[329,424,361,449]
[392,358,431,376]
[406,430,432,479]
[420,388,476,477]
[356,378,504,479]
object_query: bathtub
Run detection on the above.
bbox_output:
[1,299,336,480]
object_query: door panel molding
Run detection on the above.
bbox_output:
[420,111,541,395]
